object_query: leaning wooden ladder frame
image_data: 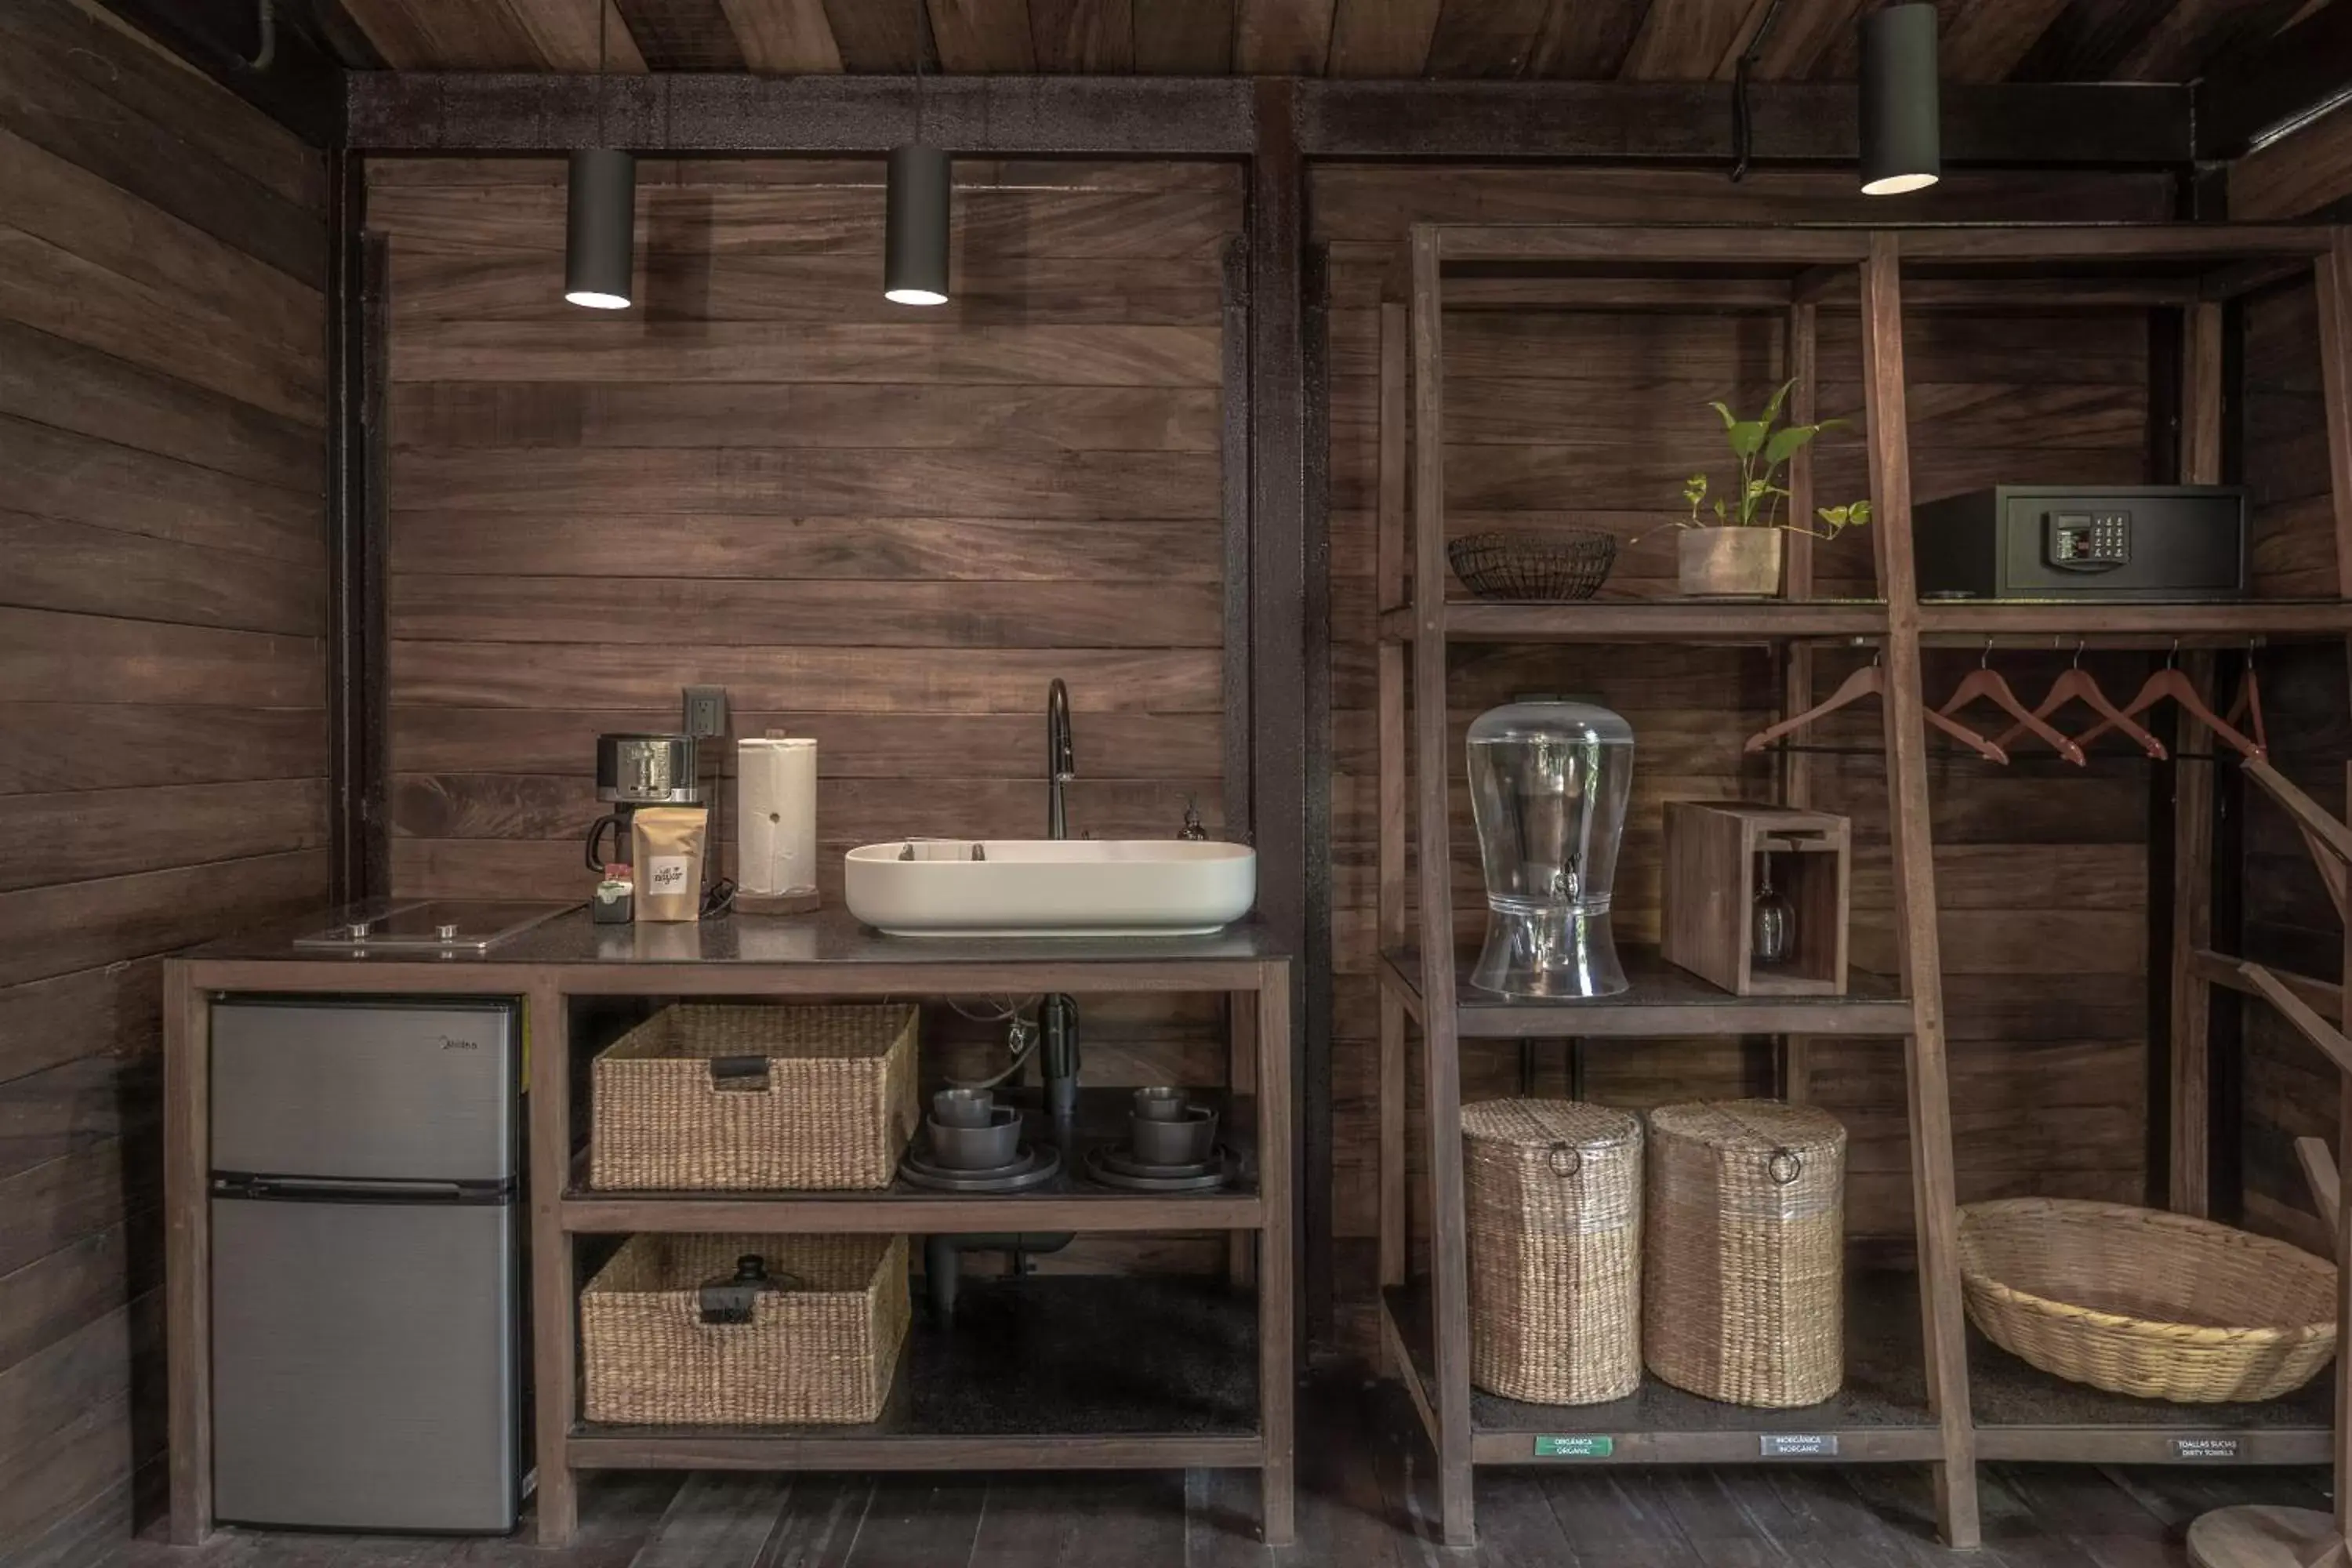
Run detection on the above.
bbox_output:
[2187,228,2352,1568]
[2205,755,2352,1566]
[1370,220,2352,1552]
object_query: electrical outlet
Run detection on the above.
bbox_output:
[683,684,728,739]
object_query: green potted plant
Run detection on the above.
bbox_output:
[1670,381,1870,597]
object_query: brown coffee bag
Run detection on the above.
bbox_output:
[630,806,707,922]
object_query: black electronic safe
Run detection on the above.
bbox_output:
[1911,485,2247,601]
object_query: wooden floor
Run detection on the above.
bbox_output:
[100,1374,2331,1568]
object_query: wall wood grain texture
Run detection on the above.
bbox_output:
[0,0,328,1557]
[1315,162,2177,1352]
[376,156,1240,1274]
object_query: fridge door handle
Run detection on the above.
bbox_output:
[212,1174,512,1204]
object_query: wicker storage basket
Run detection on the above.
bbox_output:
[1646,1098,1847,1408]
[1956,1198,2337,1403]
[1465,1098,1644,1404]
[590,1004,919,1191]
[581,1232,909,1425]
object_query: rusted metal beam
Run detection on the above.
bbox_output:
[344,72,2192,167]
[347,71,1257,154]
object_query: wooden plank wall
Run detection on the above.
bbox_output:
[2235,274,2347,1256]
[370,156,1240,1273]
[1317,165,2176,1352]
[0,0,329,1557]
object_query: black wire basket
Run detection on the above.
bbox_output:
[1448,528,1618,602]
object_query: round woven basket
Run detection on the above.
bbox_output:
[1956,1198,2337,1403]
[1448,528,1617,603]
[1465,1098,1644,1404]
[1646,1099,1847,1408]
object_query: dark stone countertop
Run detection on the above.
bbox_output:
[178,901,1285,969]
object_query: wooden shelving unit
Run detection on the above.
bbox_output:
[1370,220,2352,1552]
[161,915,1296,1548]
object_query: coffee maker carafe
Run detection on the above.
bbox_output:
[1465,700,1634,999]
[584,733,699,871]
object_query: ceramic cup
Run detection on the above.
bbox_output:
[1133,1087,1190,1123]
[927,1105,1022,1170]
[932,1087,997,1128]
[1130,1105,1218,1167]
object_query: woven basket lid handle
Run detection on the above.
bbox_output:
[1713,1102,1811,1185]
[1546,1142,1583,1179]
[696,1255,807,1325]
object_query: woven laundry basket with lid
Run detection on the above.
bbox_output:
[1645,1098,1847,1408]
[1464,1098,1645,1404]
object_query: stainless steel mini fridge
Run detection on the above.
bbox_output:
[209,997,523,1533]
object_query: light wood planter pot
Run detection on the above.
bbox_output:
[1677,526,1784,596]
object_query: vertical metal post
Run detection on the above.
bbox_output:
[326,151,388,903]
[1248,78,1327,1350]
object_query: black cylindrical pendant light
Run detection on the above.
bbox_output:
[884,0,950,306]
[564,0,633,309]
[565,148,636,310]
[884,143,951,306]
[1860,2,1940,196]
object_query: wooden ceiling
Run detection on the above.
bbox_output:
[329,0,2329,83]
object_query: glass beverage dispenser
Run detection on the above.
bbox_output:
[1466,701,1634,999]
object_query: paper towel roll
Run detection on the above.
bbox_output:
[738,737,818,898]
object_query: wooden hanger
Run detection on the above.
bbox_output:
[1744,655,2010,763]
[2225,650,2268,755]
[2072,644,2266,760]
[1992,641,2166,760]
[1939,642,2085,765]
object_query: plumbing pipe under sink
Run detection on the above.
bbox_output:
[923,1232,1073,1322]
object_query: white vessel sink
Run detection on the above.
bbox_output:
[843,840,1257,938]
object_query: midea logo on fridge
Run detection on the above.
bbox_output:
[437,1035,482,1051]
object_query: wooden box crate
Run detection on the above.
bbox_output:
[1661,801,1849,996]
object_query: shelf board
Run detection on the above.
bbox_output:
[1380,944,1914,1038]
[1374,597,2352,649]
[1916,599,2352,645]
[1969,1334,2331,1465]
[1385,1271,2333,1471]
[1381,1276,1940,1465]
[571,1275,1261,1472]
[1379,599,1888,645]
[565,1185,1262,1235]
[567,1089,1262,1234]
[1374,1269,2333,1476]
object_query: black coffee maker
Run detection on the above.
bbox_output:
[584,733,699,871]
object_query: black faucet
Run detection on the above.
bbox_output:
[1047,677,1074,840]
[1041,679,1080,1144]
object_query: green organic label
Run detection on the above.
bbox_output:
[1534,1435,1613,1458]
